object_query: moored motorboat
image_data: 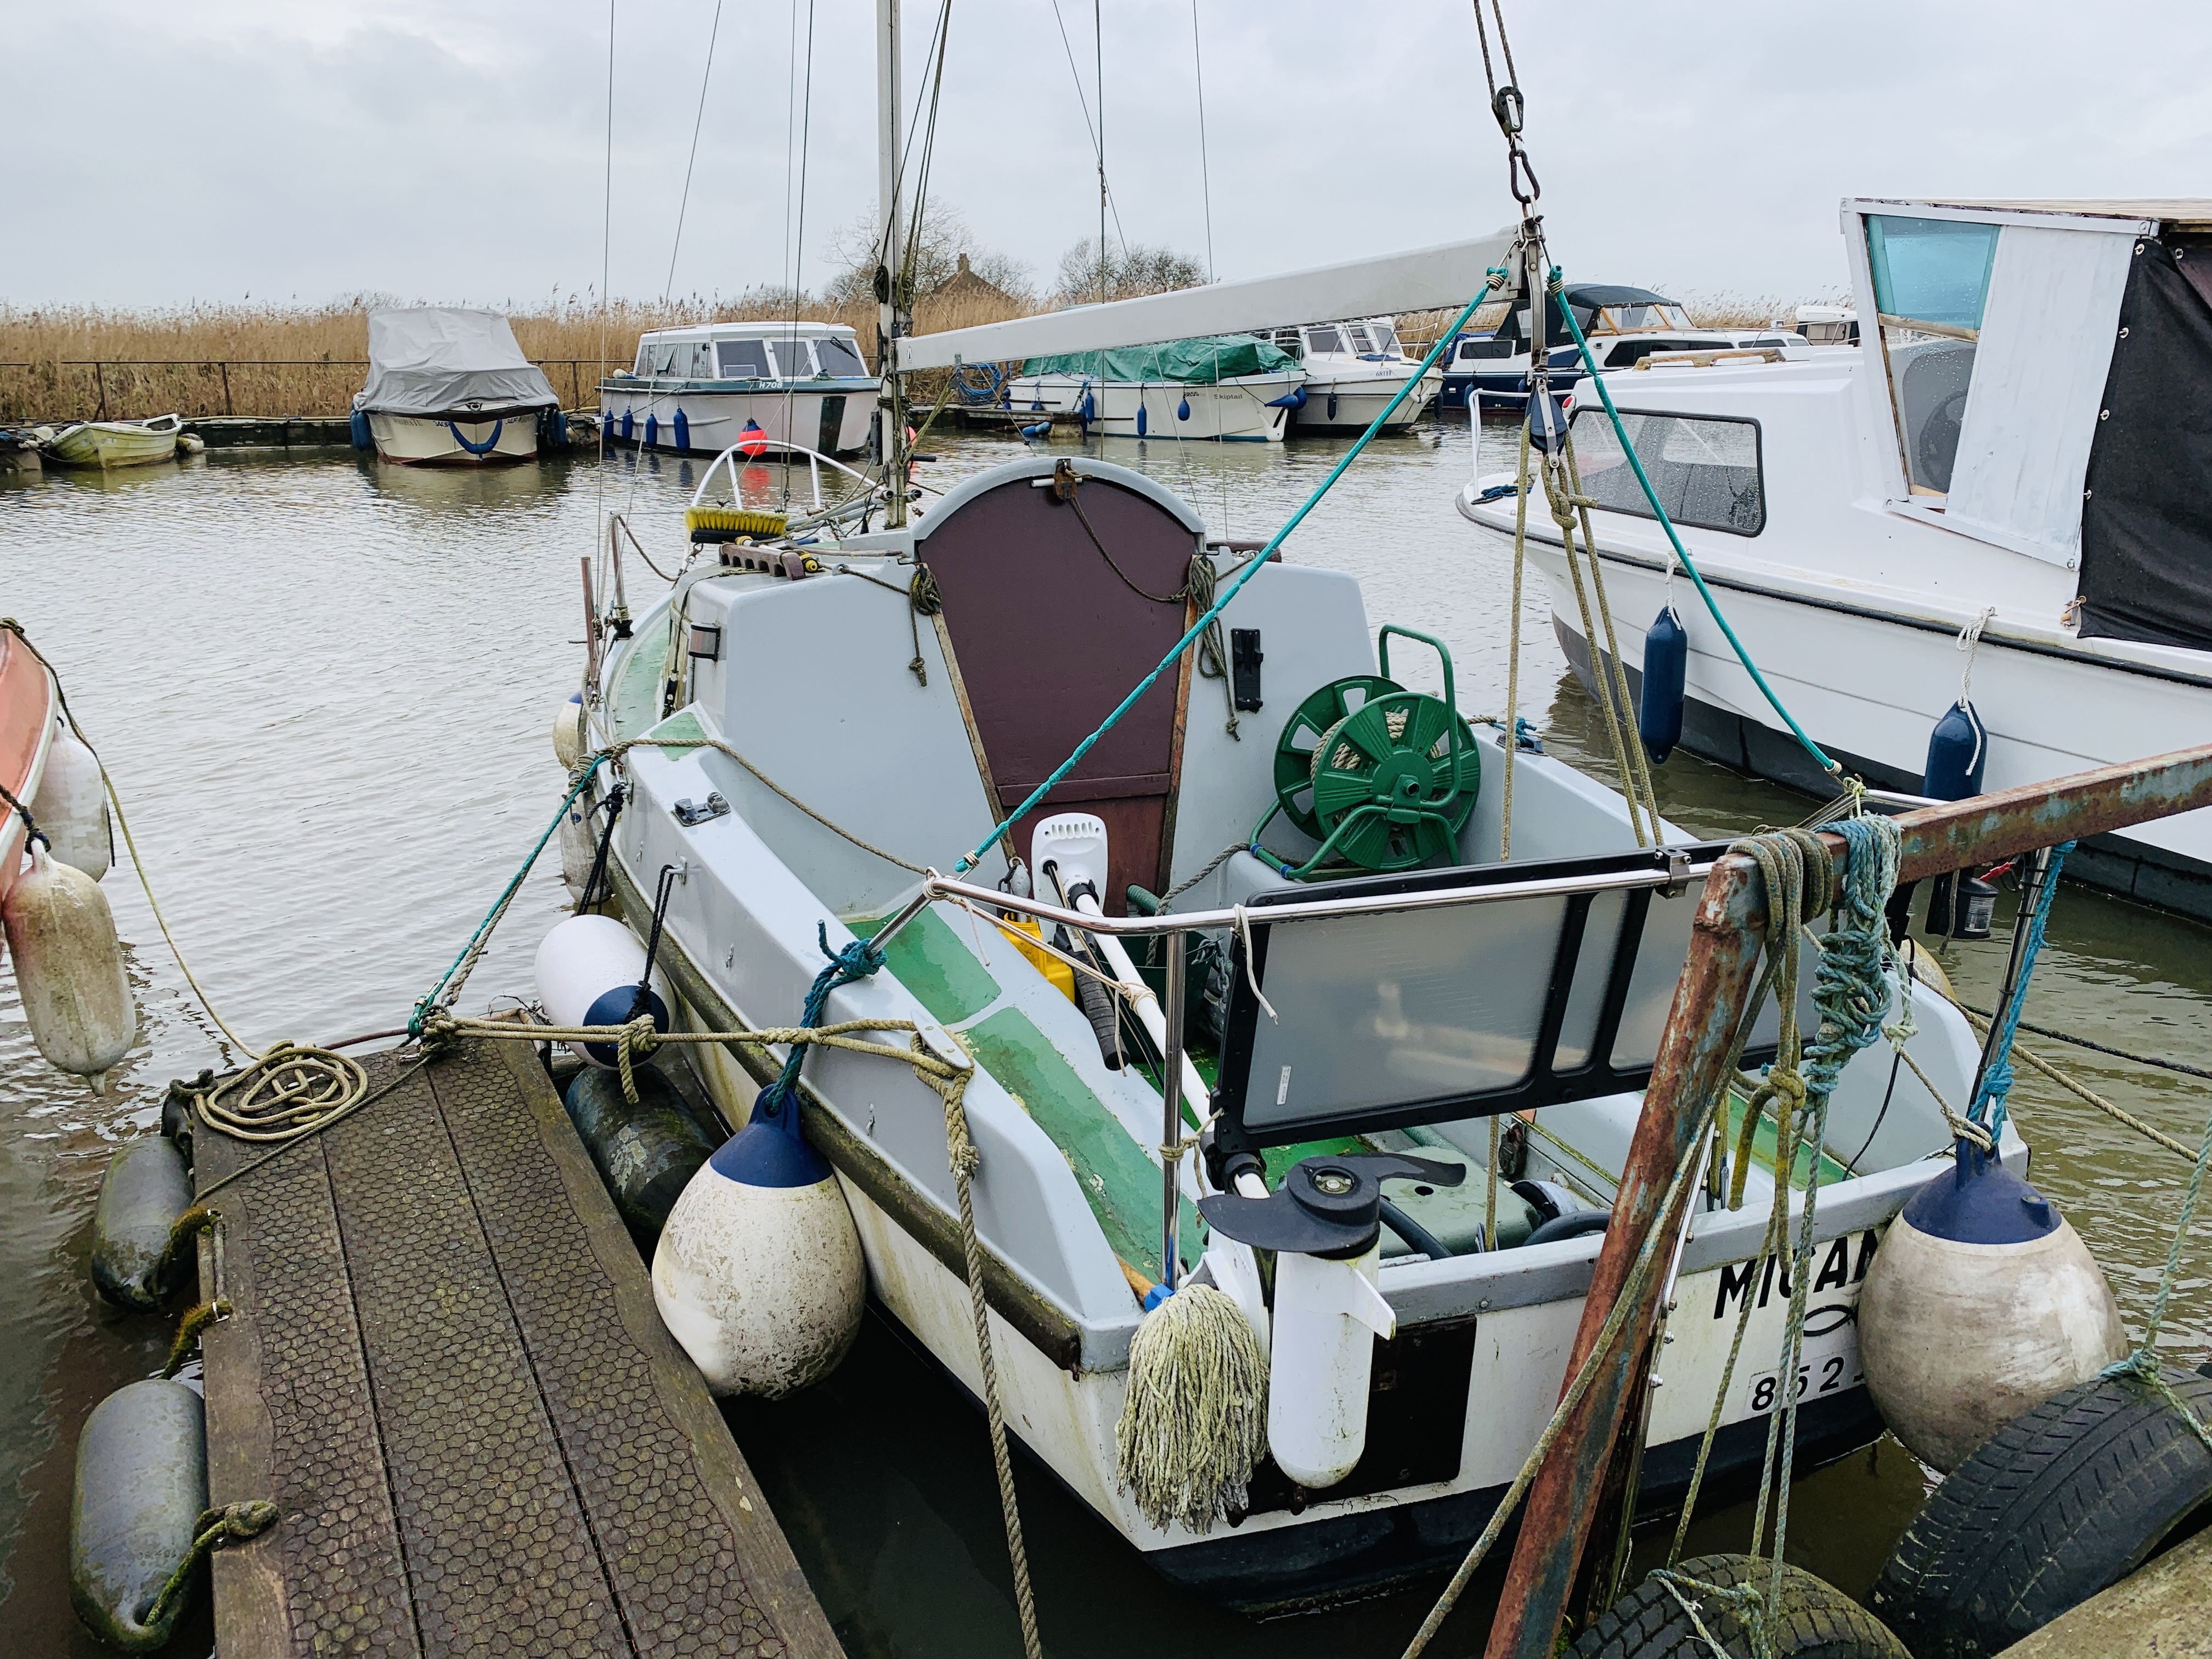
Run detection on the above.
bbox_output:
[1005,335,1307,442]
[1437,284,1803,412]
[599,321,877,458]
[1256,317,1443,433]
[44,414,184,470]
[352,308,562,466]
[1455,197,2212,922]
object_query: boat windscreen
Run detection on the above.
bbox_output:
[1306,326,1347,356]
[815,336,870,377]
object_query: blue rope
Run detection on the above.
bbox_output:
[1971,842,2074,1142]
[757,923,887,1120]
[1803,815,1903,1109]
[953,282,1500,873]
[1551,271,1839,778]
[447,417,506,456]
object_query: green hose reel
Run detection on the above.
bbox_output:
[1264,626,1482,875]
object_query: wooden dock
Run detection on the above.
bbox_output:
[192,1035,843,1659]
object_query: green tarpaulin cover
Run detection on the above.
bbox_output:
[1020,335,1297,384]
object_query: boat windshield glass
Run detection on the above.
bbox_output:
[1865,215,1997,496]
[765,340,812,377]
[1598,303,1693,331]
[1345,324,1375,352]
[1306,326,1346,356]
[718,340,770,377]
[647,343,682,375]
[814,336,868,378]
[1369,321,1401,354]
[1569,408,1765,536]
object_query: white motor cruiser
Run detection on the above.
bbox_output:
[1457,198,2212,923]
[351,308,564,466]
[599,321,878,458]
[1003,335,1307,443]
[1255,317,1443,433]
[1439,284,1804,413]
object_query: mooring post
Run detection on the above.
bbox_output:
[1483,740,2212,1657]
[93,361,106,420]
[220,362,233,416]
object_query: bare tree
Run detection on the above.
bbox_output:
[1051,239,1208,307]
[822,205,1035,308]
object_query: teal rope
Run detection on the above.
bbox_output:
[409,754,611,1035]
[953,282,1500,874]
[1970,842,2073,1142]
[756,924,887,1120]
[1552,270,1840,778]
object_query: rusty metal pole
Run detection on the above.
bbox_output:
[1485,855,1768,1659]
[1482,740,2212,1659]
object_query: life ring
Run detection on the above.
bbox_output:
[1572,1554,1909,1657]
[1869,1366,2212,1656]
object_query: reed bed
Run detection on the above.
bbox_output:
[0,286,1039,423]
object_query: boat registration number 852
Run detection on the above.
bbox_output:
[1745,1346,1865,1416]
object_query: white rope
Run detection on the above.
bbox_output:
[1232,905,1277,1022]
[1955,605,1997,703]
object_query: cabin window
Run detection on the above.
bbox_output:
[1370,321,1401,354]
[1569,408,1765,537]
[1865,214,1998,496]
[1306,326,1346,356]
[1603,338,1733,368]
[717,340,770,377]
[1345,324,1375,352]
[815,336,868,377]
[1457,338,1515,361]
[648,343,681,375]
[689,343,715,378]
[765,340,812,378]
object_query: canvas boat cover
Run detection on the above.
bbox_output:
[359,308,558,415]
[1020,335,1296,383]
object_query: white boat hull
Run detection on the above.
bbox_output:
[1003,373,1302,442]
[597,379,877,457]
[1291,366,1443,433]
[1459,489,2212,912]
[368,410,541,466]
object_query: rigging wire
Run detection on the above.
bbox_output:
[664,0,726,302]
[1190,0,1215,282]
[1094,0,1106,304]
[780,0,819,505]
[1046,0,1130,275]
[592,0,617,689]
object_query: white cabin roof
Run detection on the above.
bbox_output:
[635,320,861,345]
[1849,197,2212,234]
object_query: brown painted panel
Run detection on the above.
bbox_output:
[923,470,1199,911]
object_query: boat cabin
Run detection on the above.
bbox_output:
[616,321,875,386]
[1255,318,1410,362]
[1792,304,1860,345]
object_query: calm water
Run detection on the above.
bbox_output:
[1,426,2207,1656]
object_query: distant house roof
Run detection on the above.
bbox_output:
[930,252,1016,308]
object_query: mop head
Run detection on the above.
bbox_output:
[1114,1283,1268,1533]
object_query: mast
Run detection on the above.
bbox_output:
[875,0,910,528]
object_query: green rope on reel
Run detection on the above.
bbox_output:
[1262,628,1483,876]
[1272,674,1404,839]
[1306,692,1481,872]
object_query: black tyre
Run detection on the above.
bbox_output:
[1870,1367,2212,1658]
[1571,1553,1909,1658]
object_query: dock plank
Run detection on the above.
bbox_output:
[195,1036,843,1659]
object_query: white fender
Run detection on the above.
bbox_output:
[533,914,670,1067]
[552,693,586,771]
[1267,1244,1396,1488]
[651,1097,865,1397]
[31,722,110,881]
[1860,1149,2126,1471]
[4,842,134,1084]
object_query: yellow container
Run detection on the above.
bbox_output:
[997,916,1076,1001]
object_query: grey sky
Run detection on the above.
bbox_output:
[6,0,2208,312]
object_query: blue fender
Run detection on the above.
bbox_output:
[673,408,690,452]
[1638,605,1689,764]
[349,406,373,450]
